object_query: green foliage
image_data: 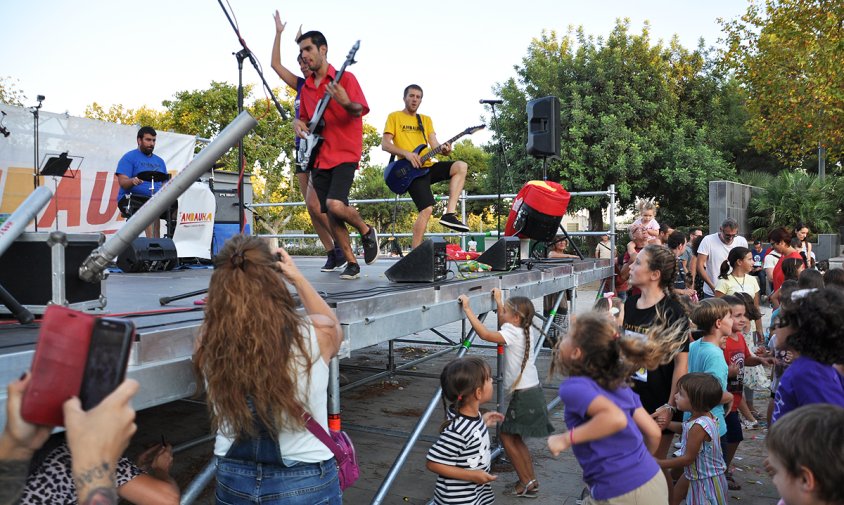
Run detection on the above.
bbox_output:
[0,76,26,106]
[439,139,492,215]
[745,170,842,238]
[720,0,844,167]
[491,20,742,230]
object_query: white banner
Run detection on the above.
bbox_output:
[0,104,196,234]
[173,182,215,259]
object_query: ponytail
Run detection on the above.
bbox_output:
[719,259,731,280]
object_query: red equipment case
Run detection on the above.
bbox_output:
[504,180,571,242]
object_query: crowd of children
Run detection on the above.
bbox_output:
[427,226,844,505]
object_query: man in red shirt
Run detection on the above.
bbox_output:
[768,227,803,292]
[294,30,377,280]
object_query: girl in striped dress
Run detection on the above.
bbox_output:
[658,373,728,505]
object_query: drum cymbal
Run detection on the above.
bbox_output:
[136,171,171,182]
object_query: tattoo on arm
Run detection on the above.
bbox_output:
[0,459,30,505]
[78,487,119,505]
[73,462,118,505]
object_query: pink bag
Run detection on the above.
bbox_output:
[305,414,360,490]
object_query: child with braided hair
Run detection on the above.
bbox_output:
[458,288,554,498]
[427,357,504,505]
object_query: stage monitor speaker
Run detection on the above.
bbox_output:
[212,188,241,224]
[526,96,560,158]
[477,237,521,271]
[385,238,448,283]
[116,237,178,273]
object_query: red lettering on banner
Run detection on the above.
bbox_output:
[37,176,81,228]
[87,172,120,225]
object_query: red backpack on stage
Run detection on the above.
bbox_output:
[505,180,571,241]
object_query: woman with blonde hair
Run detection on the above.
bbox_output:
[193,235,343,504]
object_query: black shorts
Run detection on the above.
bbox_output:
[310,163,357,214]
[725,410,744,443]
[406,161,455,211]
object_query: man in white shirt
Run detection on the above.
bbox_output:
[696,218,749,298]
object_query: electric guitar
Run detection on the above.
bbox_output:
[296,40,360,170]
[383,124,485,194]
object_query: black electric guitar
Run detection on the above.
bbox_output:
[296,40,360,170]
[383,124,485,194]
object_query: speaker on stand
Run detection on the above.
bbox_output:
[385,238,448,283]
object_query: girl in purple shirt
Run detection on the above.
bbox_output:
[548,311,687,504]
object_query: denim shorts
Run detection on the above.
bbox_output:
[215,457,341,504]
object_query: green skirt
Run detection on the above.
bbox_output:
[500,385,554,438]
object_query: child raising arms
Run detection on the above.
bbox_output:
[657,373,728,505]
[548,311,686,504]
[458,289,554,498]
[427,357,504,505]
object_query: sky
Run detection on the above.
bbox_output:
[2,0,747,165]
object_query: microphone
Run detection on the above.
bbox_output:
[479,99,503,105]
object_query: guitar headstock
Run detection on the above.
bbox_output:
[464,124,486,135]
[346,40,361,65]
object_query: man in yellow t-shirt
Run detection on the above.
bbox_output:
[381,84,469,248]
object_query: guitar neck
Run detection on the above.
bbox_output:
[308,41,360,131]
[419,131,469,164]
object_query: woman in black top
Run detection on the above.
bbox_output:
[623,244,690,462]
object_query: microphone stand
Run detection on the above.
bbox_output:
[484,102,511,236]
[30,96,44,231]
[217,0,289,234]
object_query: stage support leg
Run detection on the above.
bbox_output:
[328,356,342,431]
[535,290,567,353]
[179,457,217,505]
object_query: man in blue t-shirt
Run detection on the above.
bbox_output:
[115,126,169,237]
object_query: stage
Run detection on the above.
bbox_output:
[0,255,612,429]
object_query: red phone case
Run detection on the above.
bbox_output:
[21,305,95,426]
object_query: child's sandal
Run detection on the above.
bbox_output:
[504,479,539,499]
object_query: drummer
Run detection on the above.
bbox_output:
[115,126,169,238]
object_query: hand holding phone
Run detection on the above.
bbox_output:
[79,318,135,411]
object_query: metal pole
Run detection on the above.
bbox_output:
[534,290,566,353]
[819,143,826,181]
[0,186,52,257]
[179,457,217,505]
[461,189,467,251]
[609,184,616,293]
[328,356,342,430]
[79,111,258,282]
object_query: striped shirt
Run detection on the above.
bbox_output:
[427,412,494,505]
[682,415,726,481]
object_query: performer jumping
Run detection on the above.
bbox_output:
[294,30,378,280]
[381,84,469,248]
[271,12,345,272]
[115,126,170,238]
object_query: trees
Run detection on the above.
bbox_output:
[0,76,27,106]
[745,171,842,238]
[720,0,844,167]
[491,21,740,231]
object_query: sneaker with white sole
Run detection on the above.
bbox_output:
[362,226,379,265]
[439,213,469,232]
[339,262,360,280]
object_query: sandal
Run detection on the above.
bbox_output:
[726,473,742,491]
[503,479,539,498]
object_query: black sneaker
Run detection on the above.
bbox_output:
[439,213,469,232]
[333,246,348,270]
[362,226,379,265]
[320,249,337,272]
[339,262,360,280]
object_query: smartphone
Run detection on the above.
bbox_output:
[78,318,135,411]
[21,305,95,426]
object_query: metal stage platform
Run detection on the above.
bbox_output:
[0,255,612,430]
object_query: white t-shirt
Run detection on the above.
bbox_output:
[697,233,748,296]
[500,322,540,391]
[763,251,781,271]
[214,322,333,463]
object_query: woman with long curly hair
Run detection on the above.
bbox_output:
[193,235,343,504]
[623,245,691,496]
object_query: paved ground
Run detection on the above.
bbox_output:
[127,286,781,504]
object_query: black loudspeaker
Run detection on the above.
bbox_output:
[213,189,241,224]
[477,237,521,271]
[116,238,178,273]
[385,238,448,282]
[526,96,560,158]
